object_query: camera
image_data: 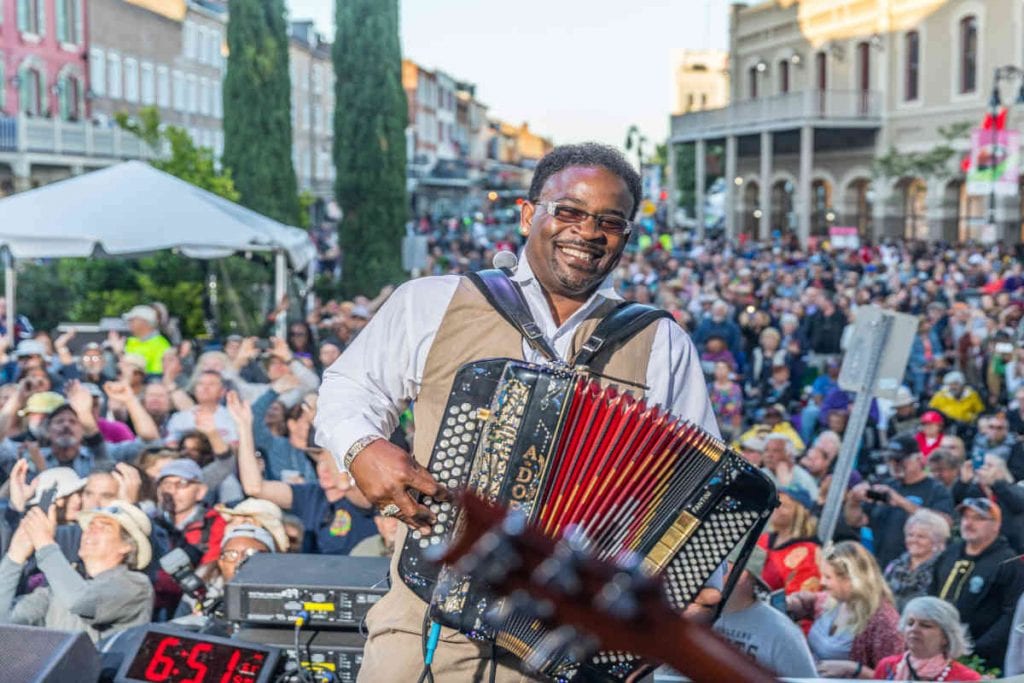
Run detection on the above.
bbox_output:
[254,339,270,352]
[866,488,891,504]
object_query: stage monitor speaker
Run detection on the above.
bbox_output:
[0,624,100,683]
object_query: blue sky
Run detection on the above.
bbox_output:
[285,0,730,151]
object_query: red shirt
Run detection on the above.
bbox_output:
[915,432,943,457]
[874,654,981,681]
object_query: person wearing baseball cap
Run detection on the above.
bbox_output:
[914,410,945,457]
[846,434,955,570]
[0,499,154,642]
[930,497,1024,667]
[152,458,227,616]
[122,304,171,375]
[714,542,817,678]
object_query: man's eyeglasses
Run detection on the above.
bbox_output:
[158,478,197,491]
[220,548,262,563]
[536,201,632,235]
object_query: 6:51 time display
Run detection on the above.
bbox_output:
[120,629,278,683]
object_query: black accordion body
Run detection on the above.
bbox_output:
[398,358,777,681]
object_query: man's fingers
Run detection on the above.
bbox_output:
[403,461,450,501]
[388,488,435,533]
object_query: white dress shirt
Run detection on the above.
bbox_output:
[314,254,719,466]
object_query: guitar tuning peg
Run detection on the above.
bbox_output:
[531,542,583,597]
[594,571,641,620]
[455,529,522,586]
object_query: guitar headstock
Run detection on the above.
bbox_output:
[437,491,777,683]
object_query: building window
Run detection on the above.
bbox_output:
[748,66,758,99]
[19,64,44,115]
[779,60,790,94]
[0,60,5,112]
[55,0,81,44]
[172,69,185,111]
[140,61,155,105]
[157,66,170,107]
[184,21,197,60]
[212,79,221,118]
[124,58,139,102]
[186,74,197,113]
[815,51,827,90]
[17,0,45,36]
[58,71,81,120]
[199,76,209,115]
[904,31,920,101]
[89,48,106,97]
[107,52,122,99]
[959,15,977,93]
[686,93,694,111]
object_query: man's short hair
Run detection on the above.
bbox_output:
[528,143,642,219]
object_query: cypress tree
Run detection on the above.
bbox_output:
[333,0,408,297]
[223,0,301,225]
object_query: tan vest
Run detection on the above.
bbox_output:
[373,277,664,638]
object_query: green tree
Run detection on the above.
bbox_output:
[333,0,408,297]
[223,0,301,225]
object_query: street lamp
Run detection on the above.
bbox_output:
[985,65,1024,238]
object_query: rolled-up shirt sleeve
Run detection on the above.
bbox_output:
[314,276,459,466]
[647,319,721,439]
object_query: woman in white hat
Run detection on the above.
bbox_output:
[0,499,153,642]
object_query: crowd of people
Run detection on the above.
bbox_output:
[0,225,1023,681]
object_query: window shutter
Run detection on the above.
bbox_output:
[55,0,67,42]
[16,0,28,32]
[36,0,45,37]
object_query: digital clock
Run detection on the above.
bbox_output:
[116,626,280,683]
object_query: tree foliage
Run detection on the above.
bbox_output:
[333,0,408,297]
[223,0,301,225]
[873,122,973,181]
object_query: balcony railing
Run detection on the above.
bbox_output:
[671,89,882,141]
[0,113,156,160]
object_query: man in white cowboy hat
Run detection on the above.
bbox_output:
[0,499,153,641]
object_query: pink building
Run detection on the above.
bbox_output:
[1,0,89,120]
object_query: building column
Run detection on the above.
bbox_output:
[758,131,772,240]
[797,125,813,244]
[724,135,737,241]
[695,139,706,240]
[12,159,30,194]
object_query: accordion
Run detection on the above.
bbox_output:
[398,358,777,681]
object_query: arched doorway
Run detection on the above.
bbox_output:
[843,178,873,236]
[900,178,927,239]
[811,178,833,236]
[742,180,759,238]
[956,180,985,242]
[771,179,795,236]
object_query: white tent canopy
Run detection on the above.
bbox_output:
[0,160,317,338]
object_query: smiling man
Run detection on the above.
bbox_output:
[316,143,718,682]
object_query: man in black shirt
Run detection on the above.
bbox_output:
[845,435,954,569]
[930,498,1024,667]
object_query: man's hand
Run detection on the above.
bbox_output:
[348,439,448,534]
[848,481,870,504]
[105,330,126,355]
[7,459,37,513]
[269,336,293,363]
[21,505,57,551]
[102,381,136,406]
[112,463,142,504]
[225,391,252,428]
[54,329,76,350]
[6,521,34,564]
[65,379,94,418]
[960,460,975,484]
[194,408,218,437]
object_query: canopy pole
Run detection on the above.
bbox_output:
[305,259,316,321]
[274,250,288,339]
[4,251,16,349]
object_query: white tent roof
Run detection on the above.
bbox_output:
[0,161,316,268]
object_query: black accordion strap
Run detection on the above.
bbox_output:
[466,269,560,362]
[572,302,672,367]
